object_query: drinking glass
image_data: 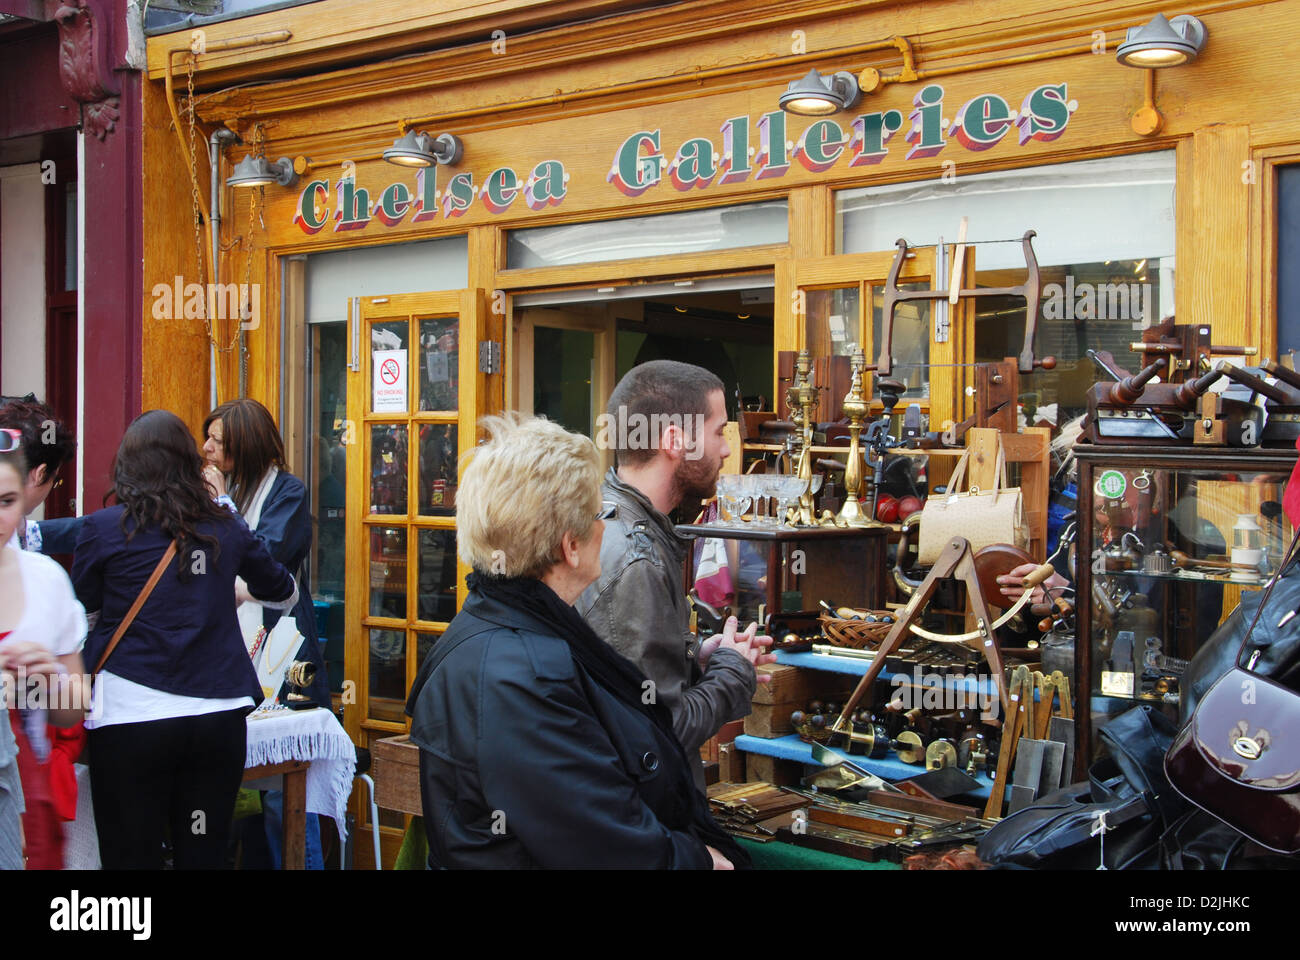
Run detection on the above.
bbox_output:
[715,475,752,524]
[740,474,765,524]
[774,475,808,526]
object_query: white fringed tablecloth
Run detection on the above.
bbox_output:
[245,707,356,836]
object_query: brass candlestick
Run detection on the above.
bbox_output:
[837,348,875,527]
[794,351,817,526]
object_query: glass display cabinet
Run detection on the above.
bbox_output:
[1074,444,1297,779]
[676,522,889,627]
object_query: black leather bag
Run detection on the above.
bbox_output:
[978,705,1186,869]
[1181,561,1300,723]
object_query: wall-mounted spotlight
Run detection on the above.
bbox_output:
[382,131,463,168]
[778,68,862,116]
[1115,13,1208,136]
[226,154,298,188]
[1116,13,1207,67]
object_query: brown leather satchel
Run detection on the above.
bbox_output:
[1164,530,1300,853]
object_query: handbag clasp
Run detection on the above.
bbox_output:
[1229,720,1270,759]
[1233,737,1264,760]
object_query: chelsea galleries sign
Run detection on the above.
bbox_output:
[292,81,1076,234]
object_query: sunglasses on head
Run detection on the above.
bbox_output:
[0,429,20,454]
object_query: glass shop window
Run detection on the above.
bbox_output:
[836,152,1176,424]
[506,200,789,269]
[1278,164,1300,359]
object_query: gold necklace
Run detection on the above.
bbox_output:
[261,624,302,677]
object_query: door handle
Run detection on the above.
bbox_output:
[348,297,360,372]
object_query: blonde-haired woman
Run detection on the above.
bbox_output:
[405,414,747,869]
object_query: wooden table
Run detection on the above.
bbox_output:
[242,759,311,870]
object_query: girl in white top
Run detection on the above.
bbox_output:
[0,432,89,869]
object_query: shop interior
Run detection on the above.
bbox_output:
[513,280,776,439]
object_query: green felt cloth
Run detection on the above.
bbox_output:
[738,837,901,870]
[395,816,428,870]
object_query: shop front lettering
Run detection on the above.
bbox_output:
[289,81,1074,233]
[292,159,569,234]
[607,82,1076,195]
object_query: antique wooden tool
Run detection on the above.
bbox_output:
[1131,317,1258,383]
[1047,670,1075,791]
[1008,671,1065,811]
[1084,358,1263,446]
[1260,360,1300,446]
[877,230,1047,376]
[830,538,1056,749]
[984,665,1027,819]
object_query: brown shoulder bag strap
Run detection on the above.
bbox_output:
[91,540,178,677]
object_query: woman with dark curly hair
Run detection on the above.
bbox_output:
[201,397,330,868]
[72,410,298,870]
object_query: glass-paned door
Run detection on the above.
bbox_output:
[793,248,964,421]
[790,249,970,523]
[344,290,488,740]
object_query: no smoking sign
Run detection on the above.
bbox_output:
[372,349,408,413]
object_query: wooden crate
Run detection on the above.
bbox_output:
[744,702,801,738]
[371,734,423,816]
[752,665,856,708]
[745,753,803,786]
[753,664,823,705]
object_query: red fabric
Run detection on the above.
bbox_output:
[10,712,64,870]
[1284,435,1300,529]
[47,724,84,822]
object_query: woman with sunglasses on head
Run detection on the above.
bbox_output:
[72,411,298,870]
[0,430,90,869]
[0,397,77,557]
[201,398,330,869]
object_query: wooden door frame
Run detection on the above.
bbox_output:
[790,247,973,424]
[344,287,486,865]
[511,302,616,427]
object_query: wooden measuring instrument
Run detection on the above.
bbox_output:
[829,537,1055,750]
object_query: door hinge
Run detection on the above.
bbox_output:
[478,341,502,375]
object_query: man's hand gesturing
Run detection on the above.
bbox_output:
[714,615,777,682]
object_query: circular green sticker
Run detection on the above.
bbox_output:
[1096,470,1127,499]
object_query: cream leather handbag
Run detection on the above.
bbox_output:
[917,445,1029,565]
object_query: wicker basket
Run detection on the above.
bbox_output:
[818,610,896,649]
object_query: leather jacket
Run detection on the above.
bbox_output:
[577,468,755,789]
[406,589,726,869]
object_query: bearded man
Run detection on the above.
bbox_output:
[577,360,773,791]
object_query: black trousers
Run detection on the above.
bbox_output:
[88,708,248,870]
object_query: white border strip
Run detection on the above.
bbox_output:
[75,131,85,515]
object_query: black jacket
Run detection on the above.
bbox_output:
[406,587,734,869]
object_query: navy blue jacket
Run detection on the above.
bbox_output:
[407,590,717,869]
[35,516,82,555]
[246,472,330,707]
[72,506,295,701]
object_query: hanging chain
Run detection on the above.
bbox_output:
[185,53,241,355]
[241,123,266,341]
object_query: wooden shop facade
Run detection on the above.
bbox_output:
[140,0,1300,863]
